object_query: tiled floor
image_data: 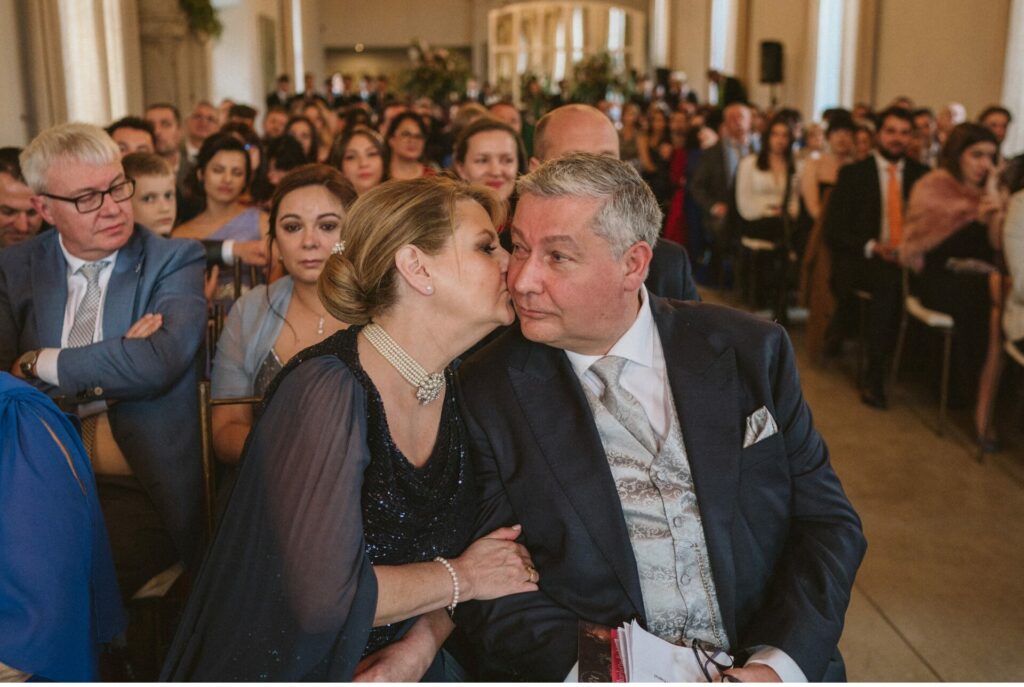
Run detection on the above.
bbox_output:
[704,288,1024,681]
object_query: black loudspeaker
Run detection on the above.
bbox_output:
[760,41,784,84]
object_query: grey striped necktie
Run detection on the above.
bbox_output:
[68,260,109,456]
[589,355,658,455]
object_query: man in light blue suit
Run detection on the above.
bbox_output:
[0,123,207,598]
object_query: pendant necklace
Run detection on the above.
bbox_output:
[362,323,445,405]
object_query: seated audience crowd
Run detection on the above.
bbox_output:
[1,63,1022,681]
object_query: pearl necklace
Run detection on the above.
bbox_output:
[362,323,445,405]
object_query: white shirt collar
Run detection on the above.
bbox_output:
[58,234,118,276]
[873,150,905,173]
[565,286,657,379]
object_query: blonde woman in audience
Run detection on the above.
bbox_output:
[162,176,537,681]
[800,115,857,222]
[210,165,356,464]
[299,98,336,162]
[853,120,875,161]
[173,134,269,304]
[332,125,388,196]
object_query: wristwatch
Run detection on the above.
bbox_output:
[19,349,40,379]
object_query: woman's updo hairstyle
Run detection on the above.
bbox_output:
[319,175,506,325]
[267,163,357,241]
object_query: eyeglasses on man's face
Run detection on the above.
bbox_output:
[40,178,136,214]
[395,131,425,141]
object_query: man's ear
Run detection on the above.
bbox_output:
[393,244,434,296]
[621,240,654,291]
[528,156,541,172]
[31,196,55,226]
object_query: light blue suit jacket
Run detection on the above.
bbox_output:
[0,226,207,565]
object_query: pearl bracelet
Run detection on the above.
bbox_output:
[434,556,460,614]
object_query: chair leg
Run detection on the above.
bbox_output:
[938,329,953,436]
[857,299,868,386]
[890,310,909,389]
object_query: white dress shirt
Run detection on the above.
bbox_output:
[36,236,118,400]
[564,286,806,682]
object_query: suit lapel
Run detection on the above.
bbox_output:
[103,229,143,337]
[508,342,647,620]
[30,233,69,347]
[652,298,741,647]
[861,158,882,234]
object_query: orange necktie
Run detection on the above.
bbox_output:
[887,163,903,247]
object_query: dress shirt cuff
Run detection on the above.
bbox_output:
[864,239,877,259]
[222,239,236,265]
[745,645,807,682]
[36,348,62,386]
[78,399,109,419]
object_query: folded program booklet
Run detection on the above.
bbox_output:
[577,620,732,682]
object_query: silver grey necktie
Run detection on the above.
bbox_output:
[67,260,108,456]
[589,355,658,455]
[67,261,108,348]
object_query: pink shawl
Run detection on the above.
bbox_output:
[899,169,980,272]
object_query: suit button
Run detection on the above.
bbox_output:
[93,386,103,396]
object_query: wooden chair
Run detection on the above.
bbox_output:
[197,380,261,542]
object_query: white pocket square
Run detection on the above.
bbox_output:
[743,406,778,448]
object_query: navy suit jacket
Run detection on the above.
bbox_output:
[455,297,866,681]
[646,238,700,301]
[0,226,207,564]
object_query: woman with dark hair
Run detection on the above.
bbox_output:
[162,176,537,681]
[284,115,320,163]
[173,134,269,302]
[219,121,265,203]
[735,116,800,311]
[637,104,673,212]
[736,116,799,241]
[332,125,388,196]
[210,164,357,464]
[452,116,526,204]
[386,111,435,180]
[255,135,308,206]
[901,122,1007,449]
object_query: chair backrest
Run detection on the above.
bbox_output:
[197,381,262,544]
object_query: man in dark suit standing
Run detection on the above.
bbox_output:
[529,104,699,301]
[707,69,748,106]
[691,102,756,285]
[1,123,207,599]
[457,153,865,682]
[266,73,292,110]
[824,106,928,408]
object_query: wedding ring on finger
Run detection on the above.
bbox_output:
[525,565,539,583]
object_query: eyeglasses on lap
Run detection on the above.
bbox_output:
[40,178,136,213]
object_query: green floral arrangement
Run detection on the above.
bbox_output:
[179,0,222,39]
[570,52,629,104]
[402,39,469,103]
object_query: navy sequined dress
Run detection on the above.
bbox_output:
[160,326,475,681]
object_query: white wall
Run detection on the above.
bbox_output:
[210,0,282,108]
[0,0,30,146]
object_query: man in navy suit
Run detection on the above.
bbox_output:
[824,106,929,408]
[0,123,207,598]
[529,104,700,302]
[456,153,865,681]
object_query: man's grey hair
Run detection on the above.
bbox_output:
[516,152,661,256]
[20,123,120,193]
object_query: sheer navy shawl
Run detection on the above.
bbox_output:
[160,355,378,680]
[0,373,125,681]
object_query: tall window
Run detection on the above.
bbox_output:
[811,0,859,119]
[59,0,130,124]
[489,2,646,104]
[292,0,305,86]
[709,0,737,73]
[1002,0,1024,155]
